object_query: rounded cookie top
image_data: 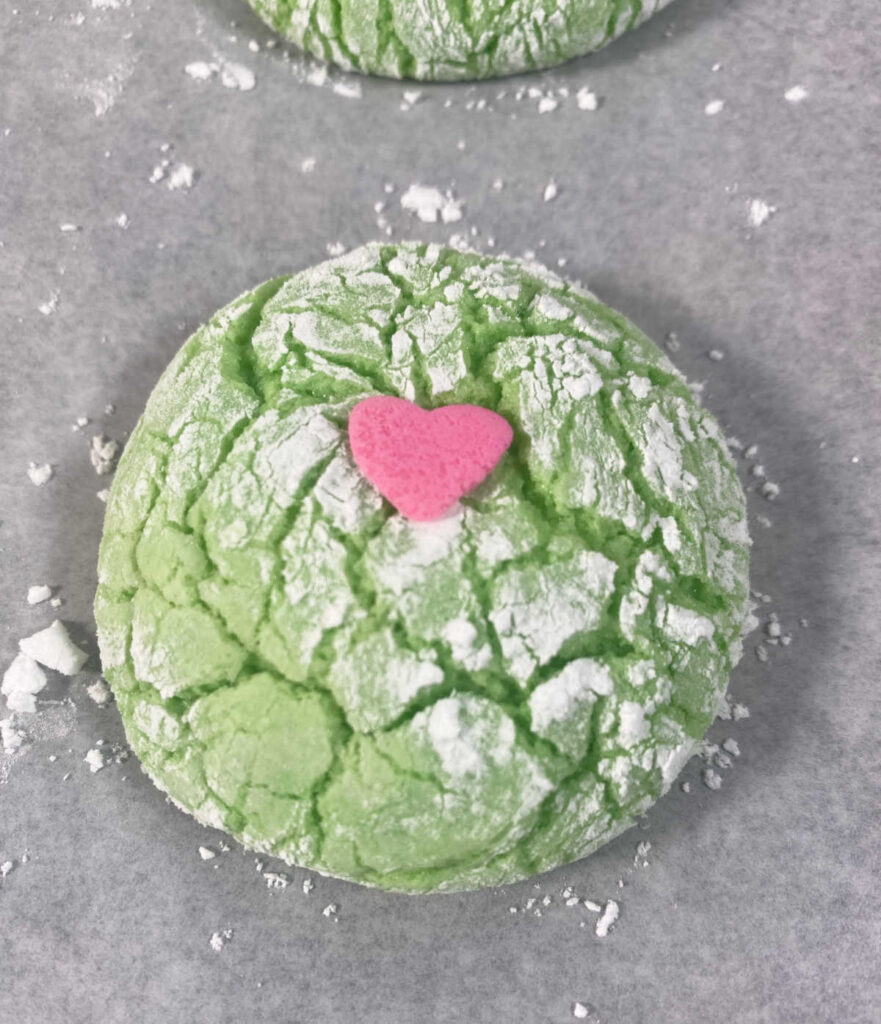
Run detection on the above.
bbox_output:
[247,0,675,80]
[96,242,749,892]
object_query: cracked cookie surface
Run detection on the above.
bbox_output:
[95,242,749,892]
[247,0,675,80]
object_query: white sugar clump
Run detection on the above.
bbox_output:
[595,899,619,937]
[184,61,215,81]
[748,198,776,228]
[2,654,48,713]
[38,292,59,316]
[264,871,290,889]
[27,462,53,486]
[704,99,724,116]
[27,585,53,605]
[209,928,232,951]
[198,846,216,860]
[1,718,25,753]
[167,164,196,191]
[785,85,808,103]
[543,180,559,202]
[90,434,120,475]
[19,621,88,675]
[400,185,464,224]
[220,62,256,92]
[576,88,598,111]
[333,80,362,99]
[84,747,107,773]
[86,679,113,706]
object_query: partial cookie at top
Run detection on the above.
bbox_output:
[246,0,675,81]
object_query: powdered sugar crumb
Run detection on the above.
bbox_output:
[400,185,464,224]
[38,293,59,317]
[167,164,196,191]
[209,928,232,951]
[576,88,599,111]
[2,655,48,714]
[748,198,777,228]
[27,585,53,605]
[595,900,619,937]
[19,621,87,676]
[86,679,113,706]
[84,747,107,773]
[27,462,53,486]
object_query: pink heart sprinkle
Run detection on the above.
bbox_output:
[348,397,514,521]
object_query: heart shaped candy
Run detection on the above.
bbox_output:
[348,397,514,521]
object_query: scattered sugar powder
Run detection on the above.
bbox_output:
[785,85,808,103]
[19,621,87,675]
[1,718,25,754]
[76,58,136,117]
[264,871,290,889]
[543,180,559,202]
[185,59,256,91]
[2,655,48,714]
[400,185,464,224]
[198,846,216,861]
[705,99,724,116]
[27,585,52,605]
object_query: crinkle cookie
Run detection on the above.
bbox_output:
[95,242,750,893]
[246,0,674,80]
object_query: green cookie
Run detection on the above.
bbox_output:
[246,0,674,80]
[96,242,750,893]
